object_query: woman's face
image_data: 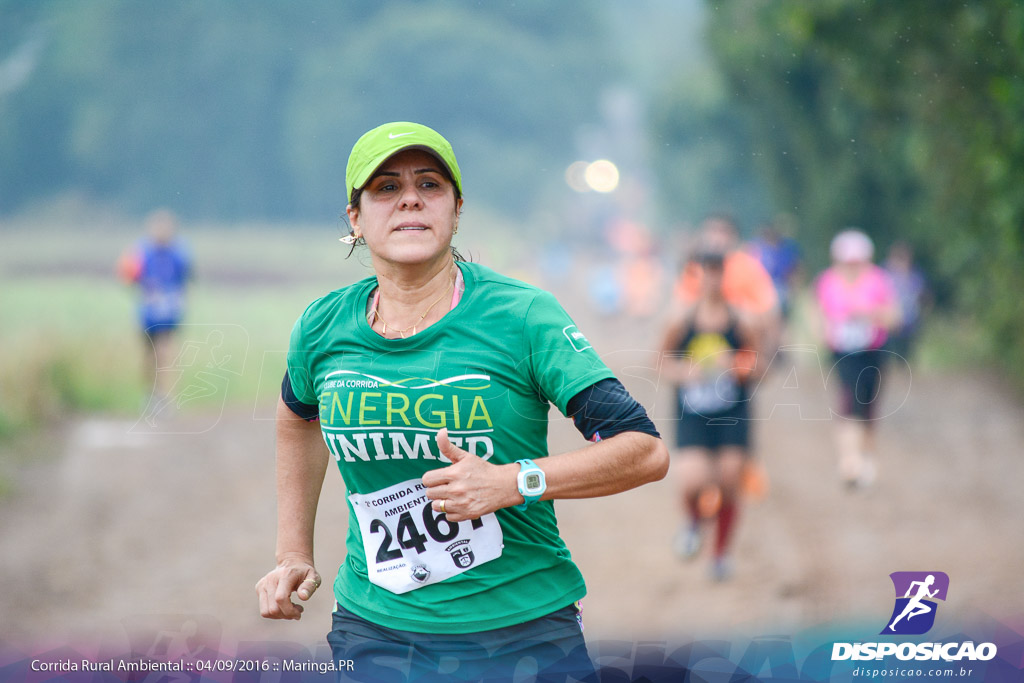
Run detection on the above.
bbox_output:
[836,259,868,278]
[347,149,462,268]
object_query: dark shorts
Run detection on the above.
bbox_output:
[832,349,886,420]
[673,386,751,451]
[143,321,180,337]
[326,603,594,683]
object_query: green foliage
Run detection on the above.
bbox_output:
[703,0,1024,387]
[648,61,771,230]
[0,1,615,220]
[0,278,142,433]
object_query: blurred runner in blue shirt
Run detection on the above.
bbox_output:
[749,221,801,322]
[883,241,929,364]
[119,209,192,401]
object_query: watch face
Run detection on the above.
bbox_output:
[525,473,542,490]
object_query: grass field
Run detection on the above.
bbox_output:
[0,211,534,440]
[0,222,363,436]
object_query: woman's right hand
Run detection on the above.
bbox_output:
[255,555,322,620]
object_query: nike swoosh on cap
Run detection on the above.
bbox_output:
[388,132,414,139]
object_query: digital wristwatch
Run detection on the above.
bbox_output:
[515,459,546,511]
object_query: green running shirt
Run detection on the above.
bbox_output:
[286,262,615,633]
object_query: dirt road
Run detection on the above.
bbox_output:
[1,315,1023,655]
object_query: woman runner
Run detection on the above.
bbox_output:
[255,122,668,681]
[814,229,900,488]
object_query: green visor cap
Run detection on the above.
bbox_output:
[345,122,462,204]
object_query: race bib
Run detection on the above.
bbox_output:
[145,290,183,319]
[349,478,503,594]
[682,376,740,415]
[834,318,874,352]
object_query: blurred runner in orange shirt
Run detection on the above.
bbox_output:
[674,215,780,366]
[675,215,779,317]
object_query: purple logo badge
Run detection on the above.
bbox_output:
[881,571,949,635]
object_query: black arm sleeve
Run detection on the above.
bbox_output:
[566,377,660,442]
[281,371,320,421]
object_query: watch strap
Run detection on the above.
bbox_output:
[514,459,545,511]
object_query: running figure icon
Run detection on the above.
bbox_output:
[889,574,939,631]
[882,571,949,635]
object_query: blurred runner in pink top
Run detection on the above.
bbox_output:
[816,242,895,354]
[814,229,900,489]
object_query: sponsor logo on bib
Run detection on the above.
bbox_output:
[447,539,475,568]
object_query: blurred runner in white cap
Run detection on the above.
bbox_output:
[815,229,901,488]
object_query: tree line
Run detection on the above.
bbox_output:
[693,0,1024,386]
[0,0,615,220]
[5,1,1022,383]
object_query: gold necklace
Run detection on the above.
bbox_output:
[372,268,455,339]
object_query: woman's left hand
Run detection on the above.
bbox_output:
[422,429,519,522]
